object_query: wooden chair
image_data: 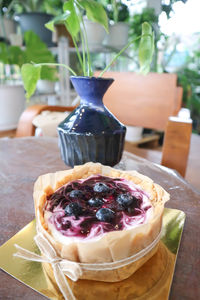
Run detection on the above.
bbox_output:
[16,72,192,177]
[16,105,75,137]
[94,71,192,177]
[95,71,183,130]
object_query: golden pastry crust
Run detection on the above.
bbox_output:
[33,162,169,281]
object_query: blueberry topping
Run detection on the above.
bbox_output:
[116,193,136,208]
[64,184,73,193]
[88,197,103,207]
[61,220,71,230]
[65,202,83,217]
[48,195,65,211]
[96,208,115,223]
[93,182,110,193]
[69,190,84,199]
[47,175,150,238]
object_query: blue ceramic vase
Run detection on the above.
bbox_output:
[57,76,126,167]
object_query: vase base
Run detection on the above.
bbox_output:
[58,130,125,167]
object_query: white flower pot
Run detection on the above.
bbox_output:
[9,33,23,46]
[0,84,25,131]
[84,19,106,49]
[104,22,129,49]
[37,80,56,94]
[125,126,143,142]
[0,17,16,39]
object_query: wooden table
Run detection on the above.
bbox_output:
[125,133,200,193]
[0,137,199,300]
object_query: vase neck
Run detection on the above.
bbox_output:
[70,76,114,106]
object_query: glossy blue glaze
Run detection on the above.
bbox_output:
[57,76,126,167]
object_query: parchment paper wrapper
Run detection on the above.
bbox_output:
[42,241,175,300]
[14,229,161,300]
[33,162,169,282]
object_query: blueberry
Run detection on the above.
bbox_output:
[69,190,84,199]
[116,193,136,208]
[93,182,110,193]
[88,197,103,207]
[65,202,83,217]
[61,219,71,230]
[96,208,115,223]
[64,184,73,194]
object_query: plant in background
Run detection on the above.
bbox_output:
[22,31,57,82]
[104,0,129,23]
[0,30,57,84]
[0,0,12,16]
[1,0,65,15]
[21,0,154,99]
[128,7,159,71]
[162,0,188,19]
[129,7,158,46]
[177,48,200,134]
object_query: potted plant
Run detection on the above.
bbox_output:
[0,0,17,42]
[4,0,58,46]
[21,0,154,167]
[0,41,25,130]
[0,30,57,130]
[21,30,58,94]
[178,49,200,134]
[104,0,130,50]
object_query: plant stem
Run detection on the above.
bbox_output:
[79,26,86,76]
[77,10,86,76]
[80,15,92,76]
[98,36,142,77]
[112,0,118,23]
[34,63,77,76]
[71,35,84,73]
[75,0,92,76]
[73,0,85,75]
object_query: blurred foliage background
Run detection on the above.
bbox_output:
[0,0,199,133]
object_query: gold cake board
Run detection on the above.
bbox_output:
[0,208,185,300]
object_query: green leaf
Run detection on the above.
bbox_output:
[24,31,47,49]
[24,48,55,64]
[21,64,41,99]
[63,0,80,40]
[139,22,154,75]
[45,11,70,32]
[0,43,25,67]
[45,20,55,32]
[8,46,25,67]
[40,66,58,81]
[23,31,56,65]
[0,43,9,64]
[78,0,108,32]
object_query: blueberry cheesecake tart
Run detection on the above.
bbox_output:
[34,162,169,282]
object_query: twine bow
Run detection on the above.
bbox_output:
[14,233,82,300]
[14,230,161,300]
